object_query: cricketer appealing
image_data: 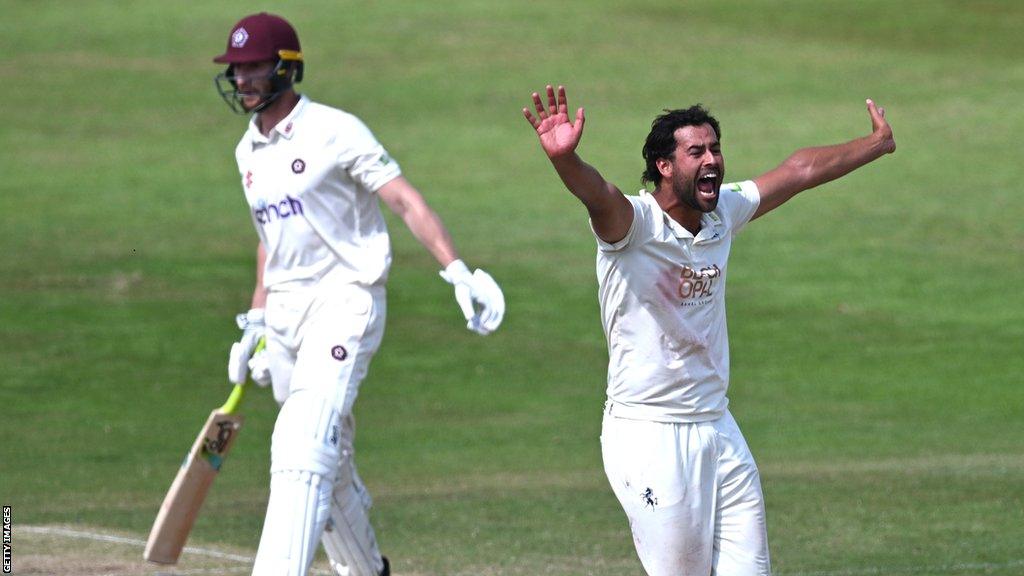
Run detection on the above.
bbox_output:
[524,85,894,575]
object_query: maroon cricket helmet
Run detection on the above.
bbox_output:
[213,12,302,64]
[212,13,304,114]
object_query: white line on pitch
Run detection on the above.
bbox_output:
[22,526,252,563]
[25,524,1024,576]
[21,525,333,575]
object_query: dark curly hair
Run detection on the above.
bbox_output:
[641,105,721,186]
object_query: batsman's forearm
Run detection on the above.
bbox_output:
[251,243,268,309]
[402,204,460,269]
[378,176,459,268]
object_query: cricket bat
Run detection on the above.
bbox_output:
[143,339,264,564]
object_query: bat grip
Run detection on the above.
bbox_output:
[219,382,247,414]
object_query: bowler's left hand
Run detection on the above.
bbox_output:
[866,98,896,154]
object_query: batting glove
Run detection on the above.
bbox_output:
[440,259,505,335]
[228,308,267,385]
[247,339,272,387]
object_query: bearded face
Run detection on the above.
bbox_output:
[659,124,725,213]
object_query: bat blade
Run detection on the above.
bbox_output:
[144,408,244,564]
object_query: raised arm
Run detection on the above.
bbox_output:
[523,85,632,243]
[752,99,896,220]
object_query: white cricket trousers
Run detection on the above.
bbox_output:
[253,280,387,576]
[601,409,771,576]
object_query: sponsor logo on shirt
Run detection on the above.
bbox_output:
[253,195,304,225]
[677,264,720,303]
[654,264,721,308]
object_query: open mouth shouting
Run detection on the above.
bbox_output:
[696,170,720,203]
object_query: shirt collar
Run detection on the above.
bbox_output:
[245,94,309,146]
[639,189,725,242]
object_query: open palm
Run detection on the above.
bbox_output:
[523,85,585,159]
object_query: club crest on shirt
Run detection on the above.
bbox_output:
[331,345,348,361]
[291,158,306,174]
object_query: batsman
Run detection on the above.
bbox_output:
[213,13,504,576]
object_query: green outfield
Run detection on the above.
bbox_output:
[2,1,1022,574]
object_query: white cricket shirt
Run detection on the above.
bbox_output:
[235,95,402,290]
[596,181,760,423]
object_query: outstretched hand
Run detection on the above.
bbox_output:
[523,85,585,159]
[866,99,896,154]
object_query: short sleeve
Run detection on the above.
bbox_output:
[336,115,402,193]
[593,194,650,252]
[718,180,760,235]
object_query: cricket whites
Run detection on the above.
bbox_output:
[143,339,265,564]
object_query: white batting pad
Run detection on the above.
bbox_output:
[270,391,343,477]
[253,470,332,576]
[253,392,345,575]
[321,464,384,576]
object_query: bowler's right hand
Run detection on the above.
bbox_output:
[523,85,585,160]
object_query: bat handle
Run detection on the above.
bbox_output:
[219,382,247,414]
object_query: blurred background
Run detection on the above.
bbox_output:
[1,1,1021,574]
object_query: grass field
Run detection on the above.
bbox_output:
[2,1,1022,574]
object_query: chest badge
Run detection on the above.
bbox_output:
[245,170,254,189]
[291,158,306,174]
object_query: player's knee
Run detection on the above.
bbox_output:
[270,391,342,477]
[256,470,334,575]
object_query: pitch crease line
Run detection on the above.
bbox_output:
[25,524,1023,576]
[22,525,336,575]
[23,525,253,563]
